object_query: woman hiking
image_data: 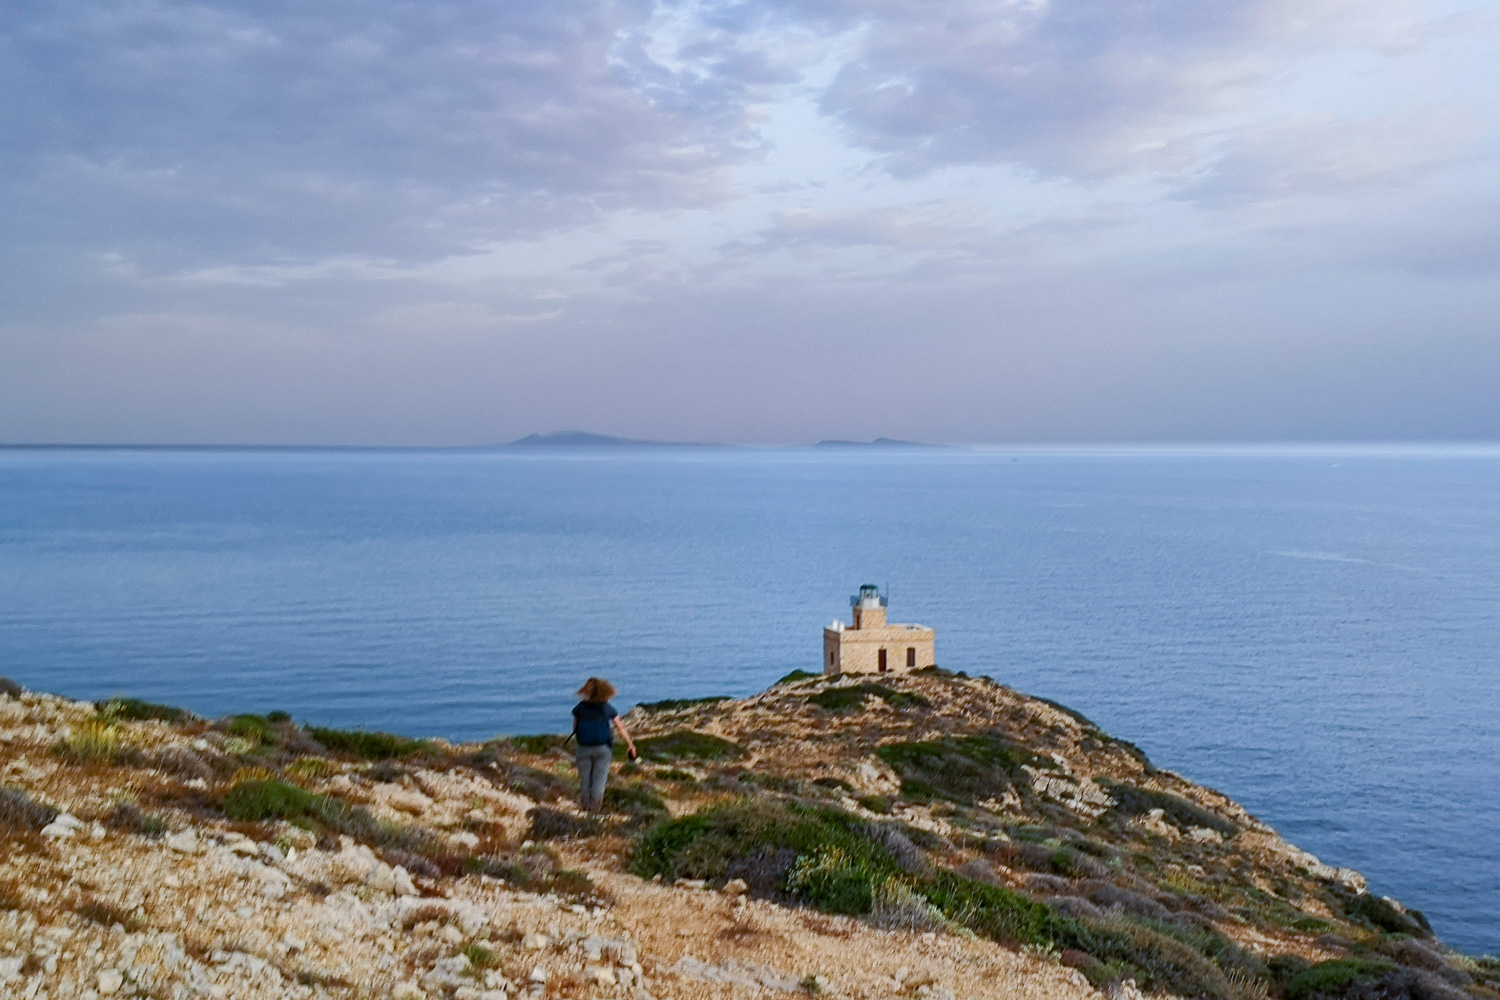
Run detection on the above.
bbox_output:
[571,677,637,812]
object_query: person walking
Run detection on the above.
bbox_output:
[571,677,637,812]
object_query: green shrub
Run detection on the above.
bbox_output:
[526,807,601,841]
[102,698,190,724]
[777,670,819,685]
[1062,917,1244,1000]
[550,868,597,898]
[857,795,893,814]
[808,684,930,713]
[461,943,497,968]
[635,731,745,763]
[630,797,1257,999]
[637,696,731,712]
[1284,959,1395,1000]
[603,785,670,827]
[0,787,59,831]
[309,726,437,760]
[220,779,442,856]
[222,779,346,825]
[877,734,1047,804]
[921,870,1065,946]
[652,768,698,783]
[1098,780,1239,838]
[507,734,565,755]
[225,714,276,745]
[1343,893,1430,937]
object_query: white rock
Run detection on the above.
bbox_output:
[393,865,419,897]
[451,831,481,850]
[392,982,425,1000]
[97,969,124,995]
[529,967,549,984]
[283,934,305,952]
[163,875,181,889]
[0,956,24,979]
[479,992,507,1000]
[40,821,77,839]
[441,924,464,944]
[722,878,748,897]
[365,865,397,894]
[1186,827,1223,845]
[165,831,199,854]
[589,967,616,987]
[521,933,550,951]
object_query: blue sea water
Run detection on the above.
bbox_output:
[1,445,1498,954]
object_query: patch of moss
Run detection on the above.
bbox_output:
[309,726,437,760]
[635,730,746,763]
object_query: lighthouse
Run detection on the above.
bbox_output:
[822,585,936,675]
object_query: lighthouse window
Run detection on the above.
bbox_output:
[878,649,888,672]
[906,647,916,667]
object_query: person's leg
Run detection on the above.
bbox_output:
[584,745,612,811]
[575,747,599,811]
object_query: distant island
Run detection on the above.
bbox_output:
[812,437,942,448]
[504,431,712,448]
[504,431,945,449]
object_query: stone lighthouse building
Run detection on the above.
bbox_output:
[823,585,936,675]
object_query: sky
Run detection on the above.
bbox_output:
[2,0,1498,445]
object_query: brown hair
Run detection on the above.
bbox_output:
[577,677,617,703]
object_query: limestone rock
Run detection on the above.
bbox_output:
[97,969,124,995]
[165,830,200,853]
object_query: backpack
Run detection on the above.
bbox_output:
[576,706,614,746]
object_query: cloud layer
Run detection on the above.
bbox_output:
[0,0,1496,442]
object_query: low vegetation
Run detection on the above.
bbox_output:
[1097,780,1239,838]
[633,730,745,763]
[637,696,731,712]
[876,733,1048,803]
[308,726,437,760]
[629,797,1272,999]
[807,684,930,713]
[100,697,192,724]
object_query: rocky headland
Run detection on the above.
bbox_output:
[1,669,1495,1000]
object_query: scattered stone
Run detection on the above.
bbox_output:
[451,831,481,849]
[589,966,617,986]
[722,878,749,897]
[97,969,124,995]
[529,967,549,984]
[1186,826,1223,845]
[394,865,419,897]
[165,830,199,853]
[392,981,426,1000]
[521,932,550,951]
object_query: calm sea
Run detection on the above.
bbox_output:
[1,446,1497,953]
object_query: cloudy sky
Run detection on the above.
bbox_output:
[2,0,1497,444]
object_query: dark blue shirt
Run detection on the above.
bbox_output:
[572,700,619,746]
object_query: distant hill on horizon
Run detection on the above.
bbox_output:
[504,431,716,448]
[812,437,943,448]
[504,432,946,449]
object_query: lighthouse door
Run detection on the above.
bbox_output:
[878,649,888,672]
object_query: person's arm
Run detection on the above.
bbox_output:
[614,718,637,759]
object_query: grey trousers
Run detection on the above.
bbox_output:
[575,744,613,811]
